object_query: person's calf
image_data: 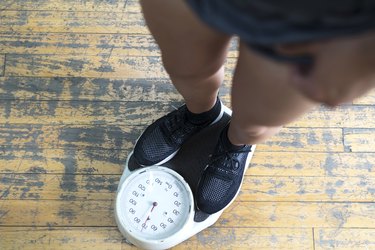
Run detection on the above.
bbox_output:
[168,65,225,114]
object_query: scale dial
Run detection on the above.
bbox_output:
[116,166,194,244]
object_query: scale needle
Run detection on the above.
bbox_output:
[141,202,158,231]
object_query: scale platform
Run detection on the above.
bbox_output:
[115,108,255,249]
[127,110,231,221]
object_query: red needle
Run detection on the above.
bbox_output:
[141,202,158,231]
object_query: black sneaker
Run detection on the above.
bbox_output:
[196,124,255,214]
[133,99,225,166]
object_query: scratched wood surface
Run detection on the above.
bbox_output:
[1,1,375,250]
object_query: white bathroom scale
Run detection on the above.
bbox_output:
[115,109,255,249]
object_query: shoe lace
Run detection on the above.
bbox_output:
[161,106,195,142]
[210,146,252,171]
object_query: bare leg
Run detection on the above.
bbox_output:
[140,1,316,148]
[229,42,317,145]
[140,0,231,113]
[194,41,318,214]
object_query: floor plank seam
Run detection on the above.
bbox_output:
[1,54,5,77]
[312,228,316,250]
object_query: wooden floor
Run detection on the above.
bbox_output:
[1,1,375,249]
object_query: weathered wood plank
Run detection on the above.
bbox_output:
[344,129,375,153]
[0,227,312,250]
[0,173,120,200]
[1,0,140,12]
[240,176,375,202]
[0,124,344,152]
[0,78,225,108]
[180,227,313,250]
[5,54,170,78]
[1,173,375,202]
[315,228,375,250]
[0,227,127,250]
[258,128,344,152]
[0,10,147,34]
[0,124,140,150]
[0,77,182,102]
[0,100,184,126]
[1,200,375,228]
[2,149,374,177]
[4,54,235,81]
[0,200,116,226]
[219,202,375,228]
[0,33,239,57]
[1,0,134,12]
[289,105,375,128]
[0,148,126,175]
[0,33,161,57]
[251,152,375,177]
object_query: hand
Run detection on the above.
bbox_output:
[276,32,375,106]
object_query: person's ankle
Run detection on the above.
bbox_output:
[221,123,246,150]
[186,97,221,125]
[185,94,219,113]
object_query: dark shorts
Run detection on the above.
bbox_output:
[185,0,375,64]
